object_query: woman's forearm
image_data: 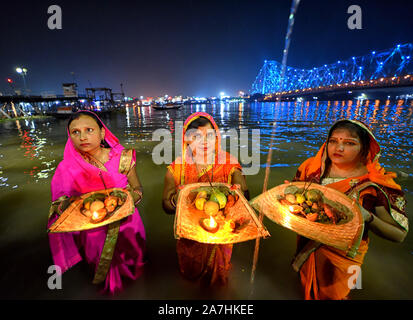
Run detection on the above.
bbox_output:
[231,169,250,200]
[162,170,178,214]
[162,192,177,214]
[368,214,407,243]
[127,166,143,193]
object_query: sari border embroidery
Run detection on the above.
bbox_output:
[349,181,408,232]
[92,221,121,284]
[292,241,322,272]
[119,149,134,176]
[92,148,135,284]
[390,208,409,232]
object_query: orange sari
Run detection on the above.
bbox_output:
[168,112,243,286]
[292,119,408,300]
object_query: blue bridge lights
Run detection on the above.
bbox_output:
[251,43,413,95]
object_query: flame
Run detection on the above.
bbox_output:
[209,216,217,228]
[289,206,295,213]
[92,211,98,220]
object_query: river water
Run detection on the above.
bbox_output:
[0,100,412,299]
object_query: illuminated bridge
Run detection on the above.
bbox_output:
[251,43,413,100]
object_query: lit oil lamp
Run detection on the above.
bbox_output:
[199,215,219,233]
[289,205,303,214]
[91,208,107,223]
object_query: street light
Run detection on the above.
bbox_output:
[16,67,28,94]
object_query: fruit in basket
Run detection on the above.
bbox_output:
[195,197,207,211]
[226,194,236,208]
[210,191,227,209]
[90,200,105,212]
[306,213,319,222]
[323,203,337,224]
[284,185,300,195]
[285,194,297,204]
[295,193,306,204]
[104,196,118,213]
[191,186,239,216]
[81,190,127,219]
[84,201,91,210]
[196,191,208,199]
[204,200,220,216]
[278,186,346,224]
[306,189,322,202]
[311,202,319,212]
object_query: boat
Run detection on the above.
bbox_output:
[152,103,183,110]
[47,106,112,119]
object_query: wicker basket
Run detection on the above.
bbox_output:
[249,182,363,252]
[48,188,134,233]
[175,183,270,244]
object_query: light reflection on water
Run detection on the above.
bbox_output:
[0,100,412,190]
[0,100,413,299]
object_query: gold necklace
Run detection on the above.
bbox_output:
[80,148,109,169]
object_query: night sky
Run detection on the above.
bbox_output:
[1,0,412,98]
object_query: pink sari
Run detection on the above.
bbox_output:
[47,111,146,294]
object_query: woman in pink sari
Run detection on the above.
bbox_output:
[47,110,146,295]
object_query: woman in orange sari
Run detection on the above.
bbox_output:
[162,112,249,287]
[291,119,408,300]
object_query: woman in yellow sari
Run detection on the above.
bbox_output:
[291,119,408,300]
[162,112,249,287]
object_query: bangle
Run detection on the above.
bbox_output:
[131,189,143,205]
[367,214,374,224]
[170,194,177,208]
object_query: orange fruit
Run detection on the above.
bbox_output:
[203,200,220,216]
[90,200,105,212]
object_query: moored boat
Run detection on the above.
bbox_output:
[47,106,112,118]
[152,103,183,110]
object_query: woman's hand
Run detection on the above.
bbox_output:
[230,183,241,191]
[231,169,250,200]
[162,170,181,214]
[357,203,373,223]
[49,195,79,218]
[368,205,407,243]
[171,185,184,207]
[127,186,143,205]
[126,164,143,205]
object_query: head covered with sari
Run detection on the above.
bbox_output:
[169,112,241,186]
[51,110,131,201]
[48,110,144,289]
[294,118,407,231]
[296,119,399,189]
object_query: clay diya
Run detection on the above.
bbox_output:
[199,216,219,233]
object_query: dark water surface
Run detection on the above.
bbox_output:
[0,101,412,299]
